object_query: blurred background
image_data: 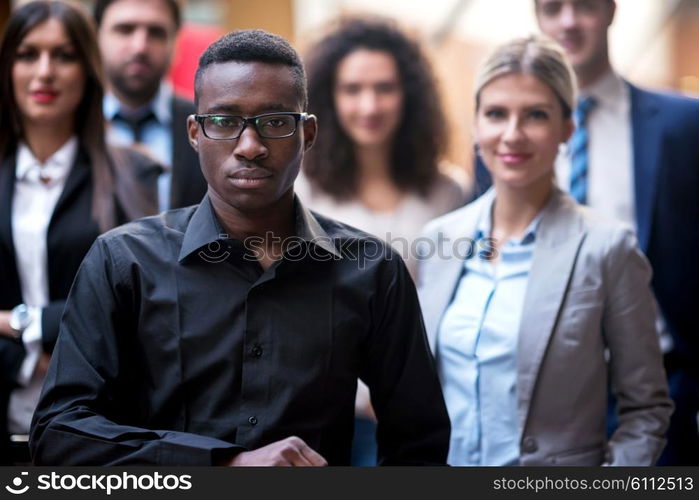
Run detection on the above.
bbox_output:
[3,0,699,178]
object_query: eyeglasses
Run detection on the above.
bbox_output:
[194,112,313,140]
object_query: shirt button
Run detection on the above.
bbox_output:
[251,345,263,358]
[248,416,258,425]
[522,437,538,454]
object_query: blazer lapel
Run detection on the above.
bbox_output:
[629,83,662,252]
[0,155,16,257]
[50,148,90,224]
[0,154,23,306]
[516,189,587,434]
[422,190,494,354]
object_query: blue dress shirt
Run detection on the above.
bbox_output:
[436,196,542,465]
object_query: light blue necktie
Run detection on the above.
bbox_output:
[569,96,596,205]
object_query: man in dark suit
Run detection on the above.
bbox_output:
[95,0,206,211]
[532,0,698,465]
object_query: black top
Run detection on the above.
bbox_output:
[30,196,450,466]
[0,145,158,464]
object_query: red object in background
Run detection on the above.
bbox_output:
[168,22,226,100]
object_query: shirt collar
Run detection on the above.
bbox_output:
[580,70,628,113]
[151,81,173,124]
[474,193,544,247]
[103,81,172,125]
[15,136,78,184]
[294,197,342,257]
[103,91,120,121]
[178,194,341,262]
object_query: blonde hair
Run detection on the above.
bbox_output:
[475,35,577,118]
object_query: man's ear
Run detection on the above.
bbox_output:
[187,114,200,152]
[302,114,318,151]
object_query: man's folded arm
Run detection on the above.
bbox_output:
[31,411,245,465]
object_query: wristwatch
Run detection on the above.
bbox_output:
[9,304,31,338]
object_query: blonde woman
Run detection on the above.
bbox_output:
[417,36,672,466]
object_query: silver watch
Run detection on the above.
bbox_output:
[9,304,32,337]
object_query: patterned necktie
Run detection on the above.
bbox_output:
[115,110,156,143]
[569,96,596,205]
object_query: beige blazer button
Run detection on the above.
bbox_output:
[522,437,538,453]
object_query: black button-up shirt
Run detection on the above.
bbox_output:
[30,196,450,465]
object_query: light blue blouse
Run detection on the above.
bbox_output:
[436,197,542,465]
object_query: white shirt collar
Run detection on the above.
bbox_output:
[103,81,173,125]
[475,191,543,246]
[581,70,629,113]
[16,136,78,185]
[152,81,173,124]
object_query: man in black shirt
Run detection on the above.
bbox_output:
[30,29,450,466]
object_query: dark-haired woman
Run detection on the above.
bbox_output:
[298,18,468,278]
[0,0,158,464]
[296,17,468,465]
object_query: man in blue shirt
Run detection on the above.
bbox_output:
[95,0,206,211]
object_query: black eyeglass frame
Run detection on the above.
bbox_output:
[193,112,313,140]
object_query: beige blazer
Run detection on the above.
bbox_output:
[417,187,673,465]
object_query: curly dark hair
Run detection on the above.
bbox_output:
[303,17,447,200]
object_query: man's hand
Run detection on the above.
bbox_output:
[35,353,52,378]
[0,311,17,339]
[225,436,327,466]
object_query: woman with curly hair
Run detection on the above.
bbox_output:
[297,17,468,279]
[297,17,467,465]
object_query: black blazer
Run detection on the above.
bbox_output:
[170,96,207,209]
[0,145,158,462]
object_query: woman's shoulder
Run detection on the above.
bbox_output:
[427,163,473,208]
[420,188,491,238]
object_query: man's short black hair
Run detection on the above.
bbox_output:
[194,29,308,110]
[93,0,181,30]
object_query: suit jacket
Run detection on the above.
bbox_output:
[473,83,699,371]
[170,96,207,209]
[0,145,158,463]
[417,187,673,465]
